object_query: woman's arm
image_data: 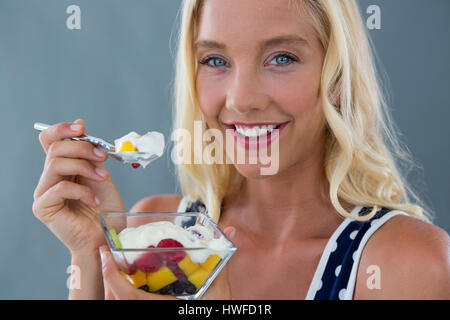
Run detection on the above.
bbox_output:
[68,194,182,299]
[130,194,182,213]
[356,215,450,299]
[69,250,104,300]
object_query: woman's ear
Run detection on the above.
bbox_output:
[335,95,341,107]
[325,79,341,110]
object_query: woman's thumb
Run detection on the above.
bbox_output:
[202,225,236,300]
[224,226,236,241]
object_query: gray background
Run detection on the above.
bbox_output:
[0,0,448,299]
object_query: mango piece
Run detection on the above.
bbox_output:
[120,141,138,152]
[146,265,177,292]
[201,254,221,272]
[177,254,200,276]
[121,270,147,288]
[187,268,210,289]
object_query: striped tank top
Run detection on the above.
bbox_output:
[176,196,407,300]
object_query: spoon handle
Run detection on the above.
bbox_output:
[33,122,116,152]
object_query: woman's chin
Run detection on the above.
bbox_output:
[233,162,281,179]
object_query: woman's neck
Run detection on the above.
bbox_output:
[223,150,346,244]
[245,156,328,211]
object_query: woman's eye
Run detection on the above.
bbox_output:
[199,57,228,68]
[268,54,298,66]
[199,53,299,68]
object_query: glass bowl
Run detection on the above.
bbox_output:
[99,212,237,300]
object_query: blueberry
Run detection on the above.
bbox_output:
[174,215,197,228]
[173,281,186,295]
[179,278,197,294]
[158,284,172,295]
[139,285,150,292]
[184,281,197,294]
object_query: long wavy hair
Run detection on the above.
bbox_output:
[171,0,431,223]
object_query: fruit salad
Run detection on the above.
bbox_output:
[108,221,229,296]
[114,131,164,168]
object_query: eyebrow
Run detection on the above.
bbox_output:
[194,34,308,51]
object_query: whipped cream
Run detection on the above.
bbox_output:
[114,131,165,168]
[118,221,230,264]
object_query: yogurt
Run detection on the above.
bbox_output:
[118,221,230,264]
[114,131,165,168]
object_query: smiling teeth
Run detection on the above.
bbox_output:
[234,125,280,137]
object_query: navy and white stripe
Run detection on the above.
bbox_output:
[306,207,406,300]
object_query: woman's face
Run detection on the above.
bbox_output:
[195,0,326,179]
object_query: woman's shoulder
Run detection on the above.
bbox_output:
[130,194,183,213]
[355,212,450,299]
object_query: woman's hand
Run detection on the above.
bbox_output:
[99,245,177,300]
[200,226,235,300]
[100,227,236,300]
[32,119,125,256]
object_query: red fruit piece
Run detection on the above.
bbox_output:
[127,261,138,275]
[157,239,184,248]
[131,163,141,168]
[157,238,186,263]
[134,245,162,272]
[167,262,185,280]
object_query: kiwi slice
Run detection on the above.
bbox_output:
[109,228,122,249]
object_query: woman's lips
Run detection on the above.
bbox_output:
[224,121,288,127]
[226,121,289,150]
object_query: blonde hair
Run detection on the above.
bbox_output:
[172,0,431,223]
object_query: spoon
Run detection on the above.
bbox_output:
[33,122,162,167]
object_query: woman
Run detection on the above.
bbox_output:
[33,0,449,299]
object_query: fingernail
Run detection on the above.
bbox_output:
[95,167,107,178]
[70,124,82,132]
[93,147,106,158]
[229,229,236,240]
[99,246,107,265]
[94,196,100,206]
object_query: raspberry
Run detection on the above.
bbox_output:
[131,163,141,169]
[127,261,138,275]
[134,245,162,272]
[157,238,186,263]
[157,239,184,248]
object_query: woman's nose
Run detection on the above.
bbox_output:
[225,68,269,114]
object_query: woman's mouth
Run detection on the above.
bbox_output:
[224,121,289,150]
[233,124,281,138]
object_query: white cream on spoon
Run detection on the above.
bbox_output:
[113,131,165,168]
